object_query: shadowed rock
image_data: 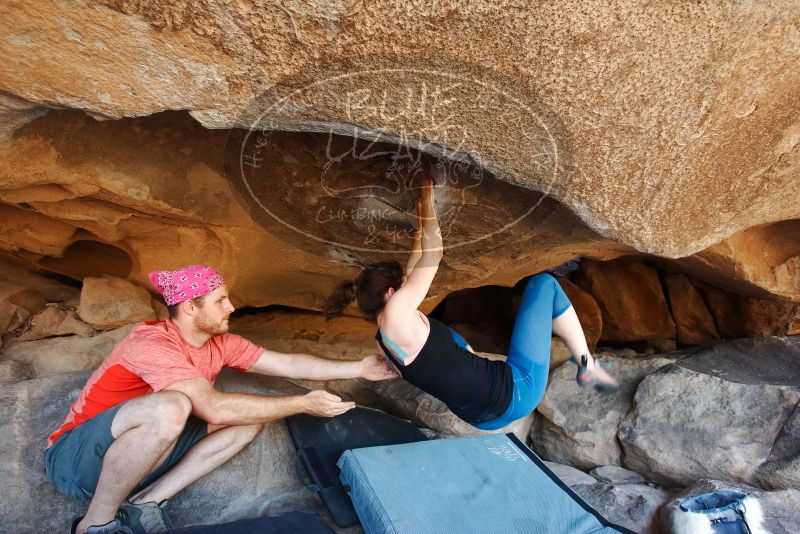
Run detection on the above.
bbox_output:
[619,337,800,488]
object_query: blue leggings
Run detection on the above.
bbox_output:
[473,273,572,430]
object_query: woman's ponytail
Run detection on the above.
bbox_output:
[325,260,404,321]
[323,280,357,320]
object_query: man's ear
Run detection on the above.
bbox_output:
[181,299,197,317]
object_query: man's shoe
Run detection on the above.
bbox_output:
[116,500,173,534]
[69,517,135,534]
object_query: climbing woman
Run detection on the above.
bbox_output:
[324,177,619,430]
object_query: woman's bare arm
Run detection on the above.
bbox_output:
[404,203,424,276]
[386,178,442,315]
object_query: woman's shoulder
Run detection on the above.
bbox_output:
[381,307,430,335]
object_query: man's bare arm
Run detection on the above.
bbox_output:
[247,350,398,381]
[165,377,354,426]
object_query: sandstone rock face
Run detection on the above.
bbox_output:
[531,355,674,469]
[0,3,798,315]
[0,109,632,315]
[674,220,800,302]
[571,483,671,534]
[701,284,800,338]
[3,1,800,266]
[0,325,133,381]
[78,277,156,329]
[664,273,720,346]
[0,369,319,532]
[619,337,800,488]
[661,479,800,534]
[371,353,534,440]
[575,260,676,342]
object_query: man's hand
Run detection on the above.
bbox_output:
[359,354,400,381]
[302,390,356,417]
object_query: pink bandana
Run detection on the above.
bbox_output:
[148,265,226,306]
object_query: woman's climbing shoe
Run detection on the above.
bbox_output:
[570,354,620,392]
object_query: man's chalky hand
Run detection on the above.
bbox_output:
[302,390,356,417]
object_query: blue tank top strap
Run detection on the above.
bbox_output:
[378,328,413,365]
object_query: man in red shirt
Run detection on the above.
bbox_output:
[45,265,398,534]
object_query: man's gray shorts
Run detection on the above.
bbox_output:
[44,401,208,502]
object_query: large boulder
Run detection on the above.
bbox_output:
[754,401,800,490]
[0,325,133,381]
[0,369,320,532]
[619,337,800,488]
[531,354,674,469]
[78,277,156,329]
[660,479,800,534]
[0,285,45,336]
[13,304,94,343]
[575,260,676,342]
[0,270,52,335]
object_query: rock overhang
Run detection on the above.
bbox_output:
[0,1,798,308]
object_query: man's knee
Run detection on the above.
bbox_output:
[150,391,192,438]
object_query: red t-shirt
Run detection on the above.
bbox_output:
[47,319,264,447]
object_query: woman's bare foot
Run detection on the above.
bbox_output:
[575,354,620,392]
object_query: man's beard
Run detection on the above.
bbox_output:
[194,313,229,336]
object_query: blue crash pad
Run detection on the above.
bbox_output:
[338,433,635,534]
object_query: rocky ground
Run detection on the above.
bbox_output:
[2,265,800,533]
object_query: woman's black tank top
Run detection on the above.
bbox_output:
[375,317,513,425]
